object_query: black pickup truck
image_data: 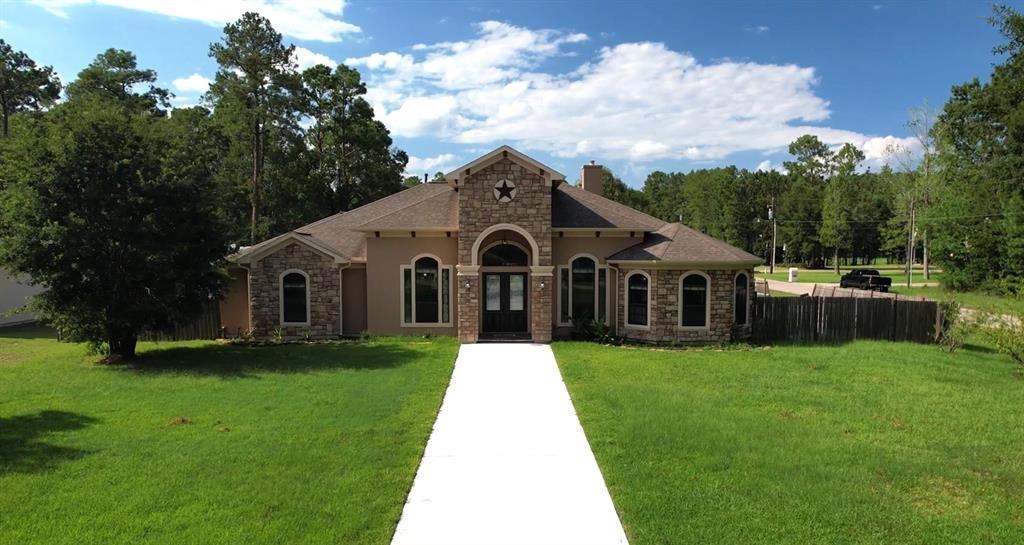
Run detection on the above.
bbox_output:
[839,269,892,291]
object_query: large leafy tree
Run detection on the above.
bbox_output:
[819,144,866,272]
[931,5,1024,292]
[0,39,61,137]
[208,12,298,243]
[299,63,407,217]
[0,56,229,360]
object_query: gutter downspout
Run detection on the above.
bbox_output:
[607,263,621,338]
[338,262,351,337]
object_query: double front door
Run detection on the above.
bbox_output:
[481,272,528,335]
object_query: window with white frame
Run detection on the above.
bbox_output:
[558,255,608,325]
[280,270,310,325]
[679,272,710,329]
[734,272,749,325]
[401,255,452,326]
[625,271,650,328]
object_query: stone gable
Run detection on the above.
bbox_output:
[249,242,340,339]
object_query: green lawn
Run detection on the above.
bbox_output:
[554,341,1024,545]
[0,327,458,545]
[756,266,936,285]
[889,285,1024,316]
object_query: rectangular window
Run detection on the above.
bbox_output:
[627,274,649,327]
[442,268,450,323]
[486,275,501,311]
[403,268,412,323]
[598,268,607,324]
[571,258,596,322]
[559,267,569,324]
[509,274,524,311]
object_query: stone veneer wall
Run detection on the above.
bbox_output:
[616,268,753,344]
[457,157,553,342]
[249,242,341,339]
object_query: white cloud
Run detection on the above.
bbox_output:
[352,21,911,165]
[31,0,360,42]
[756,160,787,174]
[171,73,212,93]
[406,153,460,175]
[745,25,770,33]
[0,19,10,28]
[292,46,338,70]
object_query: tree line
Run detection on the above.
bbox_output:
[598,6,1024,295]
[0,12,407,358]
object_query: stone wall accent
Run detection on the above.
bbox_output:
[457,157,553,342]
[616,268,753,344]
[249,242,341,339]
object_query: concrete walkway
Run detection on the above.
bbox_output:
[391,343,629,545]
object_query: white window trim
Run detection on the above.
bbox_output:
[624,270,651,330]
[400,254,454,328]
[279,269,311,327]
[557,254,609,327]
[734,271,750,326]
[678,270,711,331]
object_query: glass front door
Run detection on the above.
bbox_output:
[481,272,528,335]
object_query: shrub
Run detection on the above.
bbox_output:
[937,298,972,352]
[570,318,619,344]
[985,312,1024,369]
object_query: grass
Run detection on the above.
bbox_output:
[889,285,1024,316]
[0,326,458,545]
[553,340,1024,545]
[756,266,936,285]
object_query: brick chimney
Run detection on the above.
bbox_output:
[581,160,603,197]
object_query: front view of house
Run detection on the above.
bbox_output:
[222,146,762,343]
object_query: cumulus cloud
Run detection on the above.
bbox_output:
[171,73,212,93]
[31,0,360,42]
[292,46,338,70]
[351,21,910,164]
[406,153,460,175]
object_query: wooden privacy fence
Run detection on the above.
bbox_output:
[752,296,939,344]
[138,303,221,342]
[812,284,928,301]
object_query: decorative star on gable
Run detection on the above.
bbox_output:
[493,179,517,203]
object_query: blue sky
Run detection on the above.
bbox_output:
[1,0,1017,185]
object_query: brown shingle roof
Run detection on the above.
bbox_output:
[355,187,459,231]
[232,183,451,263]
[607,223,763,266]
[551,184,665,231]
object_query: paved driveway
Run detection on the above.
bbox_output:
[391,343,628,545]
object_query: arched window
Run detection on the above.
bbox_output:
[558,255,608,325]
[401,255,453,326]
[679,272,710,329]
[734,272,749,325]
[280,270,309,325]
[625,271,650,328]
[481,243,529,266]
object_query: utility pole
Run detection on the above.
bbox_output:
[906,198,915,288]
[769,197,777,274]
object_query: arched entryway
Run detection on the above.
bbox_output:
[472,225,538,340]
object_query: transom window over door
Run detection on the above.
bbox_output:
[481,243,529,267]
[558,255,608,325]
[280,270,309,325]
[401,255,453,327]
[680,272,710,329]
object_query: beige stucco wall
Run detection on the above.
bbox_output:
[342,265,367,335]
[0,269,43,326]
[365,235,459,336]
[550,236,641,335]
[219,267,250,335]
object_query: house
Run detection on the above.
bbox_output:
[223,146,762,343]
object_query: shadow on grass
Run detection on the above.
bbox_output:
[120,341,423,378]
[0,410,97,475]
[0,324,58,340]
